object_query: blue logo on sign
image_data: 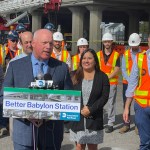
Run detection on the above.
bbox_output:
[39,81,44,86]
[60,112,80,121]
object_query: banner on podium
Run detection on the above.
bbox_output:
[3,87,81,121]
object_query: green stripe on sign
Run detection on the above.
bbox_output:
[4,87,81,96]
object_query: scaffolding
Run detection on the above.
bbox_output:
[0,0,50,14]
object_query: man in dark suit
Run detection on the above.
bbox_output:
[4,29,73,150]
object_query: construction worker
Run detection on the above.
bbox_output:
[16,23,26,35]
[44,23,67,55]
[123,35,150,149]
[0,44,5,68]
[16,23,26,51]
[8,31,33,63]
[119,33,142,134]
[44,22,56,33]
[4,30,20,67]
[52,31,71,71]
[97,32,120,133]
[71,38,88,71]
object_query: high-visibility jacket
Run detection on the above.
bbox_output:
[51,50,69,63]
[97,50,120,85]
[122,49,133,84]
[71,54,80,71]
[5,46,20,59]
[134,52,150,108]
[0,44,6,66]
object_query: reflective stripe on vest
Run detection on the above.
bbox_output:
[123,49,133,84]
[0,45,5,66]
[61,50,68,62]
[5,46,20,58]
[4,46,9,55]
[51,50,68,63]
[97,50,119,85]
[134,52,150,107]
[17,48,23,55]
[72,54,80,71]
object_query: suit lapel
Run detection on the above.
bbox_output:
[47,58,57,77]
[87,71,99,104]
[24,55,34,82]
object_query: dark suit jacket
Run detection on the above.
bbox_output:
[4,54,73,146]
[70,70,110,131]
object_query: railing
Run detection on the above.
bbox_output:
[0,0,50,14]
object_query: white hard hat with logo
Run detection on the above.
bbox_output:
[102,33,113,41]
[53,32,64,41]
[128,33,141,46]
[77,38,88,46]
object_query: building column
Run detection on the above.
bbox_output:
[128,11,140,35]
[86,5,103,52]
[146,11,150,34]
[32,11,42,33]
[69,7,85,55]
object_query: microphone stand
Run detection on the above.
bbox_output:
[30,73,57,150]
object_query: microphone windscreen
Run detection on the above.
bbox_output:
[37,72,44,80]
[34,77,38,80]
[44,73,52,81]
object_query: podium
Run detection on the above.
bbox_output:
[3,87,81,121]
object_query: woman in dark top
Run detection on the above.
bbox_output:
[69,49,110,150]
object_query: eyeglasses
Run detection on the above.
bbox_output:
[11,40,18,43]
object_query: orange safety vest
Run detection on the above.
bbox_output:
[97,50,120,85]
[122,49,133,84]
[0,44,5,66]
[51,50,69,63]
[5,46,20,59]
[71,54,80,71]
[134,52,150,108]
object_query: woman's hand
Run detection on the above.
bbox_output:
[81,106,90,117]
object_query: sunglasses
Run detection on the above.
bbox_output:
[11,40,18,43]
[18,31,24,34]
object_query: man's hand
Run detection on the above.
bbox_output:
[81,106,90,117]
[123,108,130,123]
[123,97,133,123]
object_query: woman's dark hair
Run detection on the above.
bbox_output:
[72,48,100,85]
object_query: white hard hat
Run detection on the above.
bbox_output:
[77,38,88,46]
[128,33,141,46]
[102,33,113,41]
[53,32,64,41]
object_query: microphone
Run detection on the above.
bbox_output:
[44,74,53,89]
[37,72,44,80]
[29,74,55,89]
[35,72,45,88]
[44,73,52,80]
[44,74,59,89]
[29,77,37,88]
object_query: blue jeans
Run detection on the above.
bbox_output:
[0,103,9,127]
[122,83,130,126]
[134,102,150,150]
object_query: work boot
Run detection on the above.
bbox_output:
[0,127,9,137]
[119,125,130,134]
[135,126,139,135]
[64,127,70,133]
[105,125,113,133]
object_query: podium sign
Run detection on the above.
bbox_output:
[3,87,81,121]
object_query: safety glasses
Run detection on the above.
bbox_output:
[11,40,18,43]
[17,31,24,34]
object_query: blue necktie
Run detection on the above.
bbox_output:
[37,62,44,79]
